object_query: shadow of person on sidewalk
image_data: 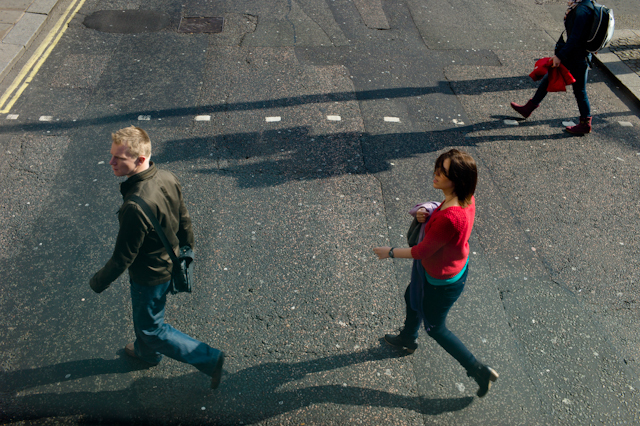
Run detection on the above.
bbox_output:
[1,344,474,424]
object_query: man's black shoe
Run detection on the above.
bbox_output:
[210,352,225,389]
[384,333,418,354]
[124,342,160,365]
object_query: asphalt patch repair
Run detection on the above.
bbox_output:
[83,10,171,33]
[178,17,224,33]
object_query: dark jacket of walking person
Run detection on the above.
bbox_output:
[373,149,498,398]
[511,0,595,135]
[89,126,225,389]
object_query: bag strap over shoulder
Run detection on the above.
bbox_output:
[129,195,179,265]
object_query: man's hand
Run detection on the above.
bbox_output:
[416,207,429,223]
[551,55,561,68]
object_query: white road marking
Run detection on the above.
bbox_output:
[327,115,341,121]
[265,116,281,122]
[138,115,151,121]
[619,121,633,127]
[39,116,52,121]
[384,116,400,122]
[562,121,576,127]
[6,114,18,119]
[195,115,211,121]
[504,119,519,126]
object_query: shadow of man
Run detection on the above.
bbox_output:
[1,345,473,424]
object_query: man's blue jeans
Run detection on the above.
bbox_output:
[400,266,477,371]
[130,279,222,376]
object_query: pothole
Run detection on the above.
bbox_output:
[83,10,171,33]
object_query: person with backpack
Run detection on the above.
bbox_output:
[511,0,596,135]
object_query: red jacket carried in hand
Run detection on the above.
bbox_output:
[529,57,576,92]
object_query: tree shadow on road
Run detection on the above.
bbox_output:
[1,345,474,424]
[2,76,629,135]
[146,110,636,190]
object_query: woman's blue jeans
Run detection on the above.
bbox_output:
[130,279,222,376]
[531,57,591,117]
[400,266,477,371]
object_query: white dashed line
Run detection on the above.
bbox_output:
[39,116,52,121]
[504,119,519,126]
[562,121,576,127]
[265,116,281,122]
[6,114,18,119]
[194,115,211,121]
[327,115,341,121]
[619,121,633,127]
[384,116,400,122]
[138,115,151,121]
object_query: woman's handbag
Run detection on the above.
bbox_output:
[130,195,194,294]
[407,201,441,247]
[407,217,421,247]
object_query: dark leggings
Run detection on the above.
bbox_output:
[532,57,591,117]
[400,267,476,371]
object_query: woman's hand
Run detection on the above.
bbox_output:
[416,207,429,223]
[373,246,391,259]
[551,55,561,67]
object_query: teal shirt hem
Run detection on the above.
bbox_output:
[425,257,469,286]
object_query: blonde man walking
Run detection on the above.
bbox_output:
[90,126,224,389]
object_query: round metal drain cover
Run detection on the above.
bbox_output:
[83,10,171,33]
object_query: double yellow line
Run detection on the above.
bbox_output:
[0,0,87,113]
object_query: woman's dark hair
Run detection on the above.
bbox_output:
[434,149,477,206]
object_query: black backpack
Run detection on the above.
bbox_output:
[585,1,615,53]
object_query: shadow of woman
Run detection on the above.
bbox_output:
[1,345,473,424]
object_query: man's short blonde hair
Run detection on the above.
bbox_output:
[112,126,151,159]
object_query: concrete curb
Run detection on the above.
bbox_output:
[0,0,61,82]
[593,29,640,105]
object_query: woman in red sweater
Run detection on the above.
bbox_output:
[373,149,498,397]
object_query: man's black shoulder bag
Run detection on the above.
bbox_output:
[130,195,194,294]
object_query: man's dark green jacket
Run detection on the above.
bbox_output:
[90,163,194,292]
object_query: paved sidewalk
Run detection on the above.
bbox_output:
[0,0,59,81]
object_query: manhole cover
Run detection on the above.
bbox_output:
[84,10,171,33]
[178,17,224,34]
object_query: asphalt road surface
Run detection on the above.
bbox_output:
[1,0,640,424]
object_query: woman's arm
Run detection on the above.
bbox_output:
[557,4,592,63]
[373,212,455,260]
[410,213,455,260]
[373,246,412,259]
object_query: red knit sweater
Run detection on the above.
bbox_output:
[410,196,475,279]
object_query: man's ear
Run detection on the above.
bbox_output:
[136,156,147,165]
